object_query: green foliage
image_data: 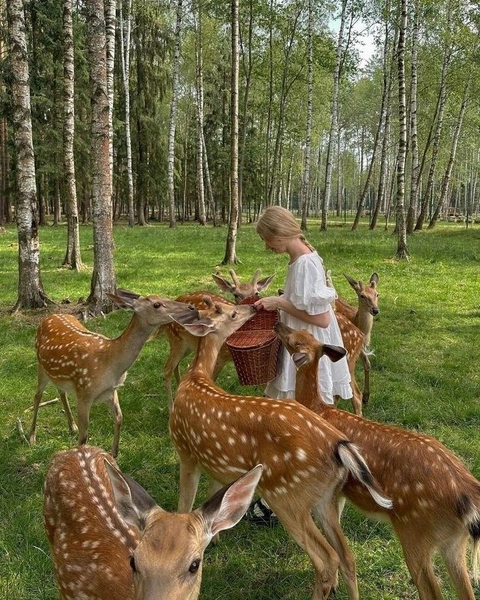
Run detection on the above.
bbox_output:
[0,221,480,598]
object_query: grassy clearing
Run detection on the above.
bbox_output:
[0,219,480,599]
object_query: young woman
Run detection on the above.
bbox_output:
[246,205,352,525]
[254,205,352,404]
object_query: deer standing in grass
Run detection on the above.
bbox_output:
[30,289,198,457]
[275,321,480,600]
[44,445,262,600]
[161,269,274,409]
[334,273,380,404]
[169,297,392,600]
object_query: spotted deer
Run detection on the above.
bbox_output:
[44,445,262,600]
[275,321,480,600]
[169,297,392,600]
[334,273,379,404]
[161,269,274,409]
[335,312,365,415]
[30,289,198,457]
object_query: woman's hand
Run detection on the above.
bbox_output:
[254,296,281,311]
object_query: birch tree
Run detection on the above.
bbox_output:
[86,0,116,312]
[167,0,182,228]
[223,0,239,264]
[119,0,134,227]
[394,0,409,259]
[62,0,83,270]
[300,0,313,232]
[8,0,51,310]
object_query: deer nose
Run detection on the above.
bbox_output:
[371,308,379,316]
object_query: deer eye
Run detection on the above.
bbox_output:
[189,559,201,573]
[153,301,164,309]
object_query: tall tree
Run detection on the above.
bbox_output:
[300,0,313,232]
[62,0,83,270]
[167,0,183,228]
[86,0,116,312]
[394,0,409,259]
[223,0,239,264]
[8,0,51,310]
[195,0,207,225]
[119,0,134,227]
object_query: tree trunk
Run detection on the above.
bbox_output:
[428,77,470,229]
[223,0,239,264]
[86,0,116,313]
[105,0,115,186]
[62,0,83,270]
[300,0,313,232]
[119,0,135,227]
[167,0,182,228]
[406,0,419,233]
[394,0,409,260]
[8,0,50,310]
[322,0,347,231]
[415,44,452,230]
[195,1,206,225]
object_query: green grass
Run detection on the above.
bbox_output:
[1,219,480,599]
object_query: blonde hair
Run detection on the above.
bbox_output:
[256,206,315,251]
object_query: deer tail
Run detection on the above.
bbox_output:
[335,440,392,509]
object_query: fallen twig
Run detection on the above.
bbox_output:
[24,398,59,412]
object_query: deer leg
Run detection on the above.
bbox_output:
[76,396,92,448]
[439,534,475,600]
[396,527,442,600]
[361,351,371,404]
[267,498,340,600]
[177,458,202,513]
[107,390,123,458]
[313,498,359,600]
[29,366,50,445]
[58,391,78,436]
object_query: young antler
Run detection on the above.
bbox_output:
[335,273,380,404]
[161,270,274,409]
[170,297,391,600]
[275,321,480,600]
[44,445,262,600]
[30,289,198,456]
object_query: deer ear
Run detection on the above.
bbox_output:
[104,459,158,531]
[291,352,309,369]
[344,274,362,292]
[172,317,215,337]
[107,289,139,309]
[212,274,235,293]
[322,344,347,363]
[256,274,275,292]
[370,273,379,287]
[201,465,262,538]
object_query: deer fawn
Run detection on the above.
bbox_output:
[44,445,262,600]
[275,321,480,600]
[334,312,365,416]
[30,289,198,457]
[334,273,380,404]
[161,269,274,409]
[169,297,392,600]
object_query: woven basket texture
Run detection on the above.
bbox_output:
[226,308,280,385]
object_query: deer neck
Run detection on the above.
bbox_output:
[354,311,373,346]
[189,334,222,379]
[108,314,153,375]
[295,359,328,414]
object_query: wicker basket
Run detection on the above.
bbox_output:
[226,307,280,385]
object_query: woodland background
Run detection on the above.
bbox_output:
[1,0,479,313]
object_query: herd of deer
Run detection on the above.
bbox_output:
[29,269,480,600]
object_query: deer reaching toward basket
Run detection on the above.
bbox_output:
[160,269,275,409]
[275,321,480,600]
[44,445,262,600]
[29,289,198,457]
[334,273,380,404]
[169,297,392,600]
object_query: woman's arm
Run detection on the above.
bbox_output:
[254,296,330,328]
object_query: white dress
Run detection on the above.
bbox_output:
[265,251,352,404]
